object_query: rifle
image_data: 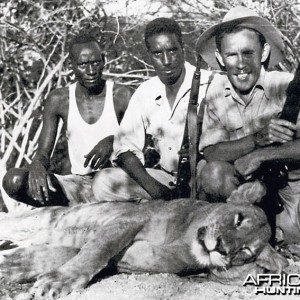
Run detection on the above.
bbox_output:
[253,64,300,245]
[171,55,203,198]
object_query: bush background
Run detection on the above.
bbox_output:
[0,0,299,211]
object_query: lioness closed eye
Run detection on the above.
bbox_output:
[0,182,287,299]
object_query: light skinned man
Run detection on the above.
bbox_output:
[197,6,300,243]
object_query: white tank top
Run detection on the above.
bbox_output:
[67,81,119,175]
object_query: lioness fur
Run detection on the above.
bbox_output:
[0,181,287,299]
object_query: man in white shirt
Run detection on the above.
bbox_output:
[92,18,212,201]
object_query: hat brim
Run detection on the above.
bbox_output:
[196,16,285,69]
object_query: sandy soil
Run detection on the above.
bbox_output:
[1,255,299,300]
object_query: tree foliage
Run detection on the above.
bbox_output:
[0,0,299,210]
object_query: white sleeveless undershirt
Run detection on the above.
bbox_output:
[67,81,119,175]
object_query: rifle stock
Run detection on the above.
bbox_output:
[254,64,300,245]
[280,64,300,123]
[255,64,300,187]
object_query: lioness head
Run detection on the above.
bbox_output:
[190,202,270,269]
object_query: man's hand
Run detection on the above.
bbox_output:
[146,180,175,200]
[254,118,296,147]
[117,151,176,201]
[234,152,263,177]
[28,160,55,204]
[84,136,113,170]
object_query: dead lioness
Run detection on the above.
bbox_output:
[0,182,287,299]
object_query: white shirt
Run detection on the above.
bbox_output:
[114,62,212,174]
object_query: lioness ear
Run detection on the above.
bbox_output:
[227,180,266,205]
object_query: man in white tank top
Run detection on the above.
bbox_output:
[2,32,132,207]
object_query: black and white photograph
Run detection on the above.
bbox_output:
[0,0,300,299]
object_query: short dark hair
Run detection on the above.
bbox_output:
[144,18,183,49]
[68,32,101,57]
[215,25,267,52]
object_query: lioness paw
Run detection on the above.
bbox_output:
[256,244,289,273]
[30,271,89,299]
[209,262,264,285]
[31,281,63,300]
[227,180,266,205]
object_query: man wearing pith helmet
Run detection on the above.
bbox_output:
[197,6,300,244]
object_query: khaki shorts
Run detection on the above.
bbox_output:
[54,173,97,206]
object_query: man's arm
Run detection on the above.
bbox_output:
[203,135,256,162]
[117,151,173,200]
[204,118,296,163]
[28,89,66,202]
[235,138,300,177]
[113,87,174,200]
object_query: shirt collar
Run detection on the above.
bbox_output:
[175,61,195,101]
[256,67,271,99]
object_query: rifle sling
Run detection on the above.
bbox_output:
[177,92,199,199]
[188,101,198,198]
[177,70,213,198]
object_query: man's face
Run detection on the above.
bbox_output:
[215,29,269,98]
[147,33,185,86]
[70,41,105,91]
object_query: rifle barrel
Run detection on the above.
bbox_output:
[190,55,202,105]
[280,64,300,123]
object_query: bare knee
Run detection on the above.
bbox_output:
[2,168,28,198]
[199,161,239,199]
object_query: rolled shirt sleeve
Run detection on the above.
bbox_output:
[199,101,229,151]
[113,89,147,164]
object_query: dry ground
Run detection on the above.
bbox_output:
[1,254,299,300]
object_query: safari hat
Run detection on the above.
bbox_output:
[196,6,285,69]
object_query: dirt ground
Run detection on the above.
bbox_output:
[1,255,299,300]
